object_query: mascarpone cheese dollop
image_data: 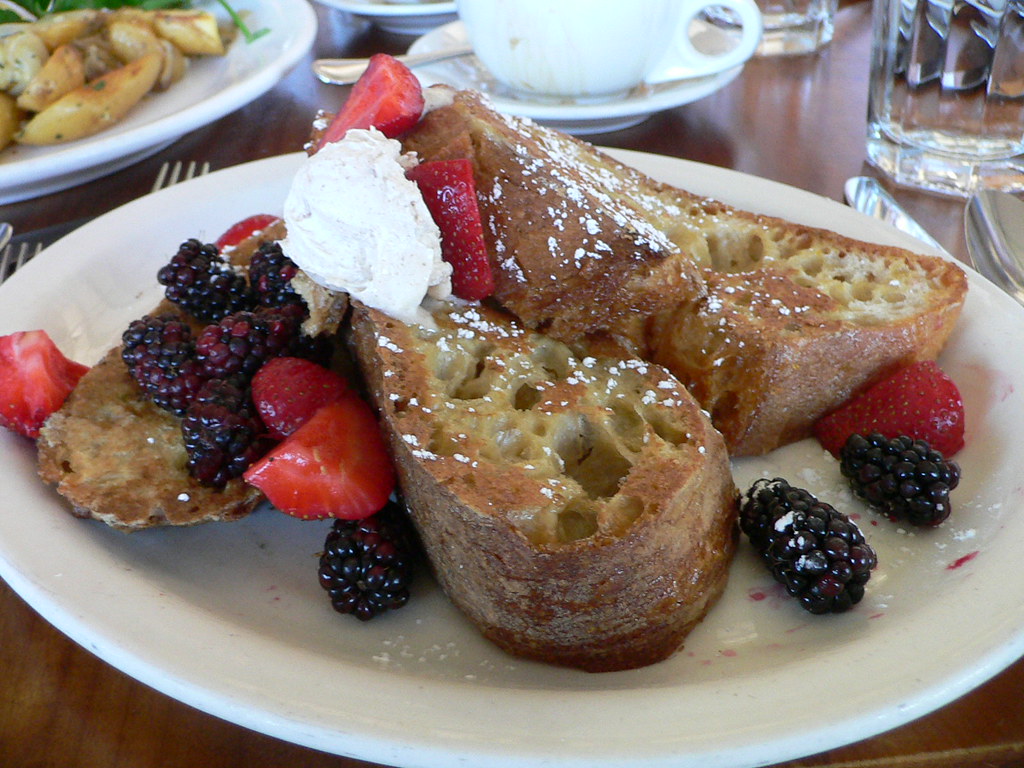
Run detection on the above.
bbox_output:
[281,128,452,326]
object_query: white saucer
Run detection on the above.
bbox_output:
[408,21,748,134]
[317,0,457,35]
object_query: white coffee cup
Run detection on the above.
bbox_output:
[455,0,763,102]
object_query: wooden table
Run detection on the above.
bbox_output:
[3,3,1021,767]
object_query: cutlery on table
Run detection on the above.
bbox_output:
[843,176,950,257]
[0,239,43,286]
[313,45,474,85]
[965,189,1024,306]
[0,161,211,286]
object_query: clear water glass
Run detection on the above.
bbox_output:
[866,0,1024,197]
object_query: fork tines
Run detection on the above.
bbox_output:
[0,242,42,285]
[151,160,212,193]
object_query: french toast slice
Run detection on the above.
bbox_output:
[401,90,968,455]
[37,332,263,532]
[347,299,738,672]
[34,221,346,532]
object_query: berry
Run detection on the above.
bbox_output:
[243,396,396,520]
[157,239,255,322]
[0,330,89,439]
[840,433,960,527]
[214,214,281,253]
[248,241,304,310]
[316,53,424,148]
[195,309,301,382]
[318,500,417,621]
[251,357,351,440]
[740,478,877,615]
[814,360,965,458]
[407,158,494,301]
[182,394,266,488]
[121,315,207,415]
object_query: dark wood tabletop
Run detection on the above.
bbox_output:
[3,2,1022,767]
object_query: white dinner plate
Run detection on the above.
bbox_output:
[408,22,747,134]
[0,0,316,204]
[315,0,456,35]
[0,150,1021,768]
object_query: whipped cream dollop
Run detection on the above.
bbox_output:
[281,128,452,325]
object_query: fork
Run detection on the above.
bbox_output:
[0,160,212,285]
[0,240,42,285]
[150,159,211,193]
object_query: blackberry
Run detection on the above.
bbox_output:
[157,239,256,322]
[740,478,877,615]
[195,309,301,381]
[840,433,960,527]
[249,242,304,310]
[121,315,207,415]
[318,501,417,621]
[181,386,266,487]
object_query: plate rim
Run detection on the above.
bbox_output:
[0,149,1022,768]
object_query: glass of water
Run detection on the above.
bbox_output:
[866,0,1024,197]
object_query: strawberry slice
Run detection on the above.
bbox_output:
[406,158,494,301]
[0,330,89,439]
[251,357,351,440]
[814,360,965,458]
[316,53,424,149]
[215,213,281,252]
[243,397,395,520]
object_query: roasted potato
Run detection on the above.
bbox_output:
[107,18,163,63]
[16,43,86,113]
[156,39,187,91]
[28,9,105,51]
[152,10,224,56]
[0,31,48,96]
[0,92,22,151]
[17,51,162,145]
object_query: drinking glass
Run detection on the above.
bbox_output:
[866,0,1024,197]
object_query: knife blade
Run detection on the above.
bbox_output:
[843,176,952,259]
[964,189,1024,305]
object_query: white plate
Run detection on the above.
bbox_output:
[0,0,316,204]
[408,22,747,134]
[1,150,1022,768]
[315,0,456,35]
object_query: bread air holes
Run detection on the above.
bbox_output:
[553,413,632,499]
[555,499,599,542]
[513,382,542,410]
[433,341,497,400]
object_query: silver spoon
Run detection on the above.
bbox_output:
[0,222,11,252]
[844,176,950,256]
[965,189,1024,306]
[313,45,474,86]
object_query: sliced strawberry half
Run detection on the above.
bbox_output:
[0,330,89,439]
[316,53,424,149]
[814,360,965,457]
[243,396,395,520]
[215,213,281,252]
[251,356,351,440]
[407,158,494,301]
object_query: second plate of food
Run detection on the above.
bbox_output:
[0,0,317,204]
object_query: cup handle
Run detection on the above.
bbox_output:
[647,0,763,82]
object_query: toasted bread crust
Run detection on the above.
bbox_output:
[37,344,263,532]
[348,300,738,672]
[403,90,706,354]
[402,90,968,455]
